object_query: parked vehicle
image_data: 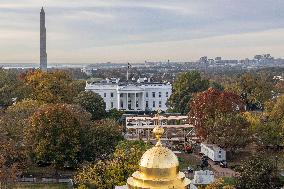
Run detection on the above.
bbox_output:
[219,160,228,168]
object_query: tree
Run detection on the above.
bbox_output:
[236,155,281,189]
[25,70,75,103]
[80,119,123,162]
[0,69,31,107]
[0,127,27,187]
[227,73,274,110]
[74,140,151,189]
[74,91,106,120]
[189,88,251,152]
[25,104,91,168]
[167,71,209,114]
[0,99,44,157]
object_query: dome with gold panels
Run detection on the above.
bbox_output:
[127,111,191,189]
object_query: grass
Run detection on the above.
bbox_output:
[11,183,68,189]
[177,153,201,171]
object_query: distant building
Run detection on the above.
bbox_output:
[200,143,226,162]
[40,7,47,71]
[85,78,172,112]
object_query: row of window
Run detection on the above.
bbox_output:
[108,100,163,109]
[146,101,162,108]
[103,92,169,98]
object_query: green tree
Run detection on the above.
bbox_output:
[25,104,91,168]
[80,119,123,162]
[0,69,31,107]
[236,155,281,189]
[167,71,209,114]
[227,73,274,110]
[74,91,106,120]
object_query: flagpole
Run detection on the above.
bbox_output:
[127,63,129,81]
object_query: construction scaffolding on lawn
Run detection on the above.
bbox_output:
[124,115,199,150]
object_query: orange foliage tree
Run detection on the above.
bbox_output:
[189,88,251,151]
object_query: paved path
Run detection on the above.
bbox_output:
[193,154,238,177]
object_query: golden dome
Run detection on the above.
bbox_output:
[127,111,191,189]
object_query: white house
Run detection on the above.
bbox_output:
[200,143,226,162]
[85,78,172,112]
[190,170,214,189]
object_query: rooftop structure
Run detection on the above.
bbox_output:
[85,78,172,112]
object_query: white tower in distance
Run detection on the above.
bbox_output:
[40,7,47,71]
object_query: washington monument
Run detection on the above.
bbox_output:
[40,7,47,71]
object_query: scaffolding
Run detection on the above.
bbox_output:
[125,115,198,150]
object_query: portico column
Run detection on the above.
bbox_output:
[117,92,120,110]
[126,92,128,111]
[142,92,145,111]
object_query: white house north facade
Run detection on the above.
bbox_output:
[85,78,172,112]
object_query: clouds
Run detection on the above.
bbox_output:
[0,0,284,63]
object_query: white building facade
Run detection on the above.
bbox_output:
[85,78,172,112]
[200,143,226,162]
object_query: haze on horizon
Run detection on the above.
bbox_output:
[0,0,284,64]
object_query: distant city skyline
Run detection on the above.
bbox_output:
[0,0,284,64]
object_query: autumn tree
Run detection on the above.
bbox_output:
[0,127,27,187]
[74,140,151,189]
[25,104,91,168]
[205,178,235,189]
[74,91,106,120]
[236,155,282,189]
[167,71,209,114]
[25,70,75,103]
[189,88,250,151]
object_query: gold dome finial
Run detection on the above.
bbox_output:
[153,108,164,146]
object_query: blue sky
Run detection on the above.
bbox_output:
[0,0,284,63]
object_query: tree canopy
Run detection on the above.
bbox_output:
[236,155,281,189]
[189,88,250,151]
[74,91,106,120]
[74,140,151,189]
[167,71,209,114]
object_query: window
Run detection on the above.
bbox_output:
[120,93,123,97]
[146,101,149,108]
[159,101,162,108]
[152,92,156,98]
[111,93,114,98]
[128,93,131,98]
[111,102,114,108]
[153,101,156,107]
[166,92,169,97]
[136,93,139,97]
[104,93,106,97]
[136,101,139,107]
[120,101,124,108]
[146,92,148,98]
[159,92,162,98]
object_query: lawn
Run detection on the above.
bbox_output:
[177,152,201,171]
[11,183,68,189]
